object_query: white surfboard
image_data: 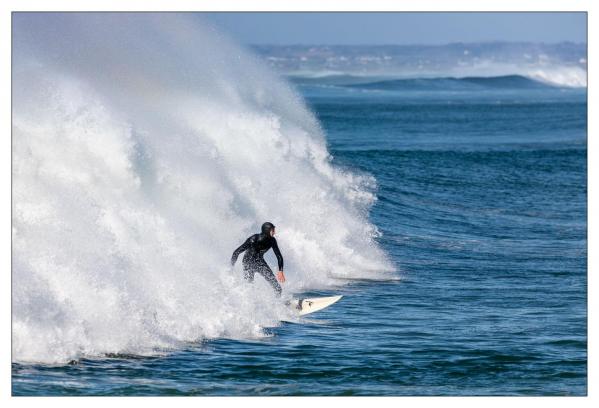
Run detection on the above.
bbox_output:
[290,295,343,316]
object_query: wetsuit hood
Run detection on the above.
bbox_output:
[261,222,275,235]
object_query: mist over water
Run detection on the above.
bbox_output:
[12,13,394,364]
[254,43,587,88]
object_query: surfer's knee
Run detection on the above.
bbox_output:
[272,279,282,297]
[261,270,282,296]
[243,269,254,282]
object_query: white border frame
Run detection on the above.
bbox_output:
[2,1,593,407]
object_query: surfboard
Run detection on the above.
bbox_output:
[289,295,343,316]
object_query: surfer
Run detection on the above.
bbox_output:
[231,222,286,296]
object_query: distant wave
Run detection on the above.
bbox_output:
[344,75,553,91]
[289,73,586,90]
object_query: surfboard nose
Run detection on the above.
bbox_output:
[291,295,343,316]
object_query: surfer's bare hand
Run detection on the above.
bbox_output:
[277,271,286,283]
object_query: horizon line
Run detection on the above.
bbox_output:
[249,40,587,47]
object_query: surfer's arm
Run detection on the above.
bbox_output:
[231,236,252,266]
[272,238,284,271]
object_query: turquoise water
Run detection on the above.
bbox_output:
[12,79,587,396]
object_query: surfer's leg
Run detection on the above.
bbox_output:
[242,263,255,283]
[256,262,282,297]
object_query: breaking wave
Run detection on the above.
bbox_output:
[12,13,394,364]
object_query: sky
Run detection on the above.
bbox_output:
[200,12,586,45]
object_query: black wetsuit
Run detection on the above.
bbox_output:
[231,231,283,296]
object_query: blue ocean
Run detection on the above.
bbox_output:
[12,14,587,396]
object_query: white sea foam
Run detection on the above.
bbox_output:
[12,13,394,364]
[525,66,587,88]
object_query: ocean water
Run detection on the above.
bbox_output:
[12,14,586,396]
